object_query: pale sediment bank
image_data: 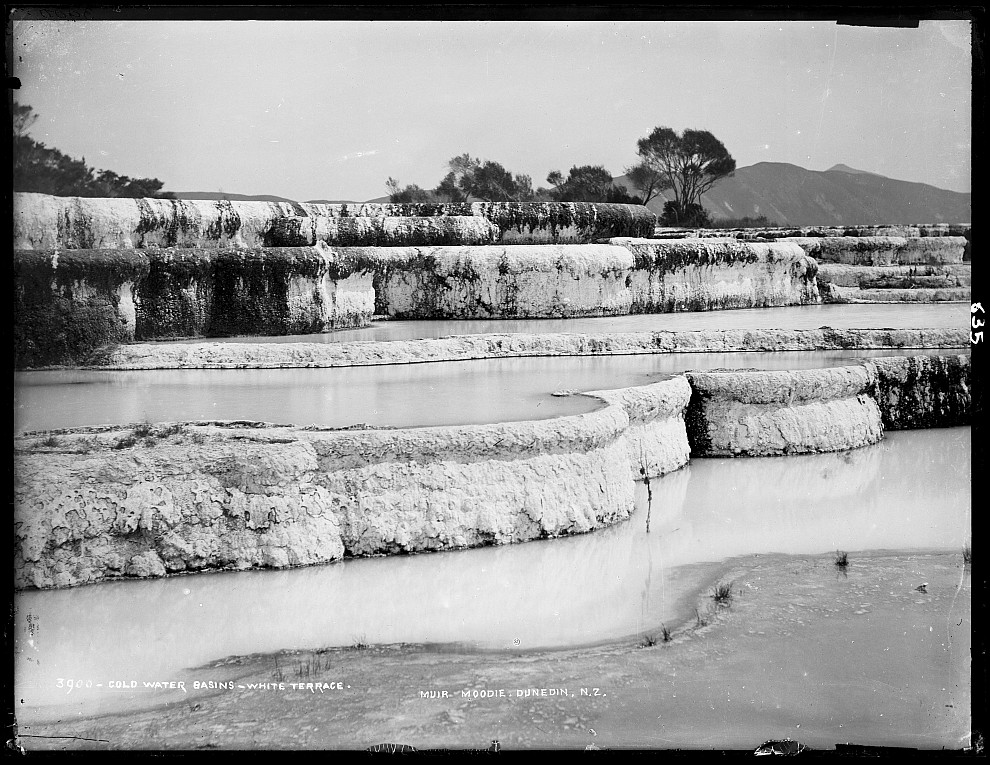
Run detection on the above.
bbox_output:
[15,549,971,750]
[13,353,970,590]
[88,327,968,371]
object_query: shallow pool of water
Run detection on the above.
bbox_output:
[14,428,970,712]
[14,349,960,434]
[164,303,969,344]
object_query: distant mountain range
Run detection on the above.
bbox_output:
[173,161,970,226]
[615,162,970,226]
[171,191,356,204]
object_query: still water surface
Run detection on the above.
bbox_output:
[14,428,970,712]
[14,349,960,433]
[165,303,968,344]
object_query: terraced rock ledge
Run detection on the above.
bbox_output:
[87,327,968,370]
[14,353,970,590]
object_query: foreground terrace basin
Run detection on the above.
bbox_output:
[15,427,970,716]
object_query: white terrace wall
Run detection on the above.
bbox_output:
[780,236,966,265]
[14,404,638,590]
[816,264,971,289]
[610,238,820,311]
[12,193,657,249]
[15,239,823,366]
[13,246,378,366]
[376,245,635,318]
[685,365,885,456]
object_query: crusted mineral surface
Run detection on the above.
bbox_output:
[871,354,971,429]
[87,327,969,371]
[685,365,885,456]
[14,403,638,589]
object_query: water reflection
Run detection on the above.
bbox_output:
[15,428,969,710]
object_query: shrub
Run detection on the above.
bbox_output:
[711,581,733,604]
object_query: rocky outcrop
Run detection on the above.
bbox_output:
[816,263,971,289]
[14,246,377,366]
[89,327,970,371]
[268,215,500,247]
[655,224,971,240]
[12,193,656,249]
[781,236,966,266]
[14,403,640,590]
[610,238,820,312]
[16,238,834,365]
[377,245,635,318]
[872,354,971,429]
[684,365,884,456]
[822,284,970,303]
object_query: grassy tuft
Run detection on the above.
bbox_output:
[641,633,659,648]
[710,581,733,604]
[834,550,849,568]
[39,434,61,448]
[660,624,672,642]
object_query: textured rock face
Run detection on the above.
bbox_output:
[655,224,971,240]
[872,354,971,429]
[781,236,966,266]
[822,284,970,304]
[610,238,820,312]
[378,245,635,318]
[96,327,970,371]
[13,247,377,364]
[268,215,501,247]
[586,377,693,478]
[12,193,656,249]
[816,263,971,289]
[14,404,639,589]
[685,365,885,456]
[13,436,347,590]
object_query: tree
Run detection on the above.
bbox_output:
[545,164,638,203]
[433,154,533,202]
[630,126,735,225]
[12,102,174,198]
[386,177,432,203]
[659,201,711,228]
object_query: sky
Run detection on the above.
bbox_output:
[9,16,973,202]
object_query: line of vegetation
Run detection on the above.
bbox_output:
[385,124,738,228]
[13,102,175,198]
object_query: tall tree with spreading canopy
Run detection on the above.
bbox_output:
[629,126,736,225]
